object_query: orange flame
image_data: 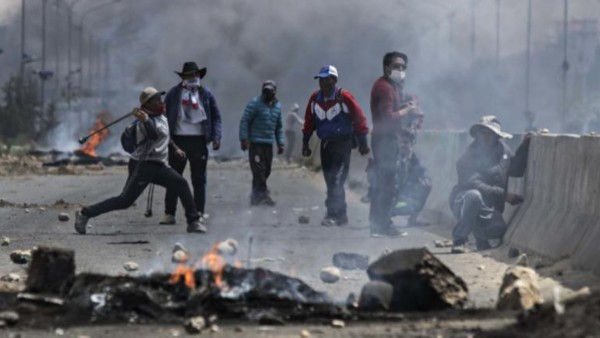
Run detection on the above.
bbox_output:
[78,112,111,157]
[196,243,226,288]
[168,264,195,289]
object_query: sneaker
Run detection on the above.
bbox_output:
[74,210,89,235]
[159,214,176,225]
[370,227,401,238]
[475,238,492,251]
[451,244,469,254]
[199,214,209,225]
[259,196,276,206]
[336,215,349,226]
[187,220,207,233]
[321,217,337,226]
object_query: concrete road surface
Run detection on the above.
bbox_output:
[0,158,597,336]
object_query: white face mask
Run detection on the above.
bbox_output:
[183,77,201,87]
[389,70,406,84]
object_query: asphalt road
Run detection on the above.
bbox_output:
[0,158,597,336]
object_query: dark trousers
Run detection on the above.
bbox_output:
[320,138,352,219]
[284,130,296,163]
[451,189,507,244]
[249,143,273,201]
[369,134,400,232]
[165,135,208,215]
[83,160,199,223]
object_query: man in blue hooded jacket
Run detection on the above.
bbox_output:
[239,80,284,206]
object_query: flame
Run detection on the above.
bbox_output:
[196,243,226,288]
[78,112,111,157]
[168,264,195,289]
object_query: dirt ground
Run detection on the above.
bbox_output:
[0,156,599,337]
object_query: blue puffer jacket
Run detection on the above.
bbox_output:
[239,96,284,146]
[165,84,222,143]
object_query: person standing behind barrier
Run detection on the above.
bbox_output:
[450,116,532,253]
[369,51,422,237]
[302,65,370,227]
[284,103,304,164]
[74,87,206,235]
[239,80,284,206]
[161,62,222,226]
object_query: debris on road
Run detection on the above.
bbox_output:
[0,311,19,325]
[123,262,139,272]
[9,250,32,265]
[515,253,529,267]
[367,248,469,311]
[17,292,65,305]
[58,213,70,222]
[331,319,345,328]
[26,247,75,294]
[0,273,20,282]
[358,280,394,311]
[496,265,543,311]
[298,215,310,224]
[217,238,238,256]
[184,316,206,334]
[333,252,369,270]
[1,236,10,246]
[433,240,453,248]
[320,267,341,283]
[172,243,189,263]
[300,329,311,337]
[172,250,189,264]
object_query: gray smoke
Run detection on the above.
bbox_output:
[1,0,600,151]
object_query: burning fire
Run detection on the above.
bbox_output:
[169,243,242,290]
[196,244,226,288]
[78,112,111,157]
[168,263,196,289]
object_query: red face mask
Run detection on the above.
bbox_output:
[148,102,166,115]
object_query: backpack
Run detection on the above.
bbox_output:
[121,120,140,154]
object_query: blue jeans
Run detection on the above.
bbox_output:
[391,182,431,217]
[451,189,507,245]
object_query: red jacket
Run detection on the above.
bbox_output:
[302,88,369,145]
[370,76,404,135]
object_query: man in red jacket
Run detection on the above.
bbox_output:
[302,65,370,226]
[369,51,423,237]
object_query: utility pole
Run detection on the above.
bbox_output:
[87,34,93,96]
[79,25,84,97]
[561,0,569,132]
[496,0,501,68]
[54,0,60,101]
[20,0,25,80]
[41,0,47,119]
[67,9,72,112]
[525,0,532,114]
[470,0,476,61]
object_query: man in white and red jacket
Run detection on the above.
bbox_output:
[302,65,370,226]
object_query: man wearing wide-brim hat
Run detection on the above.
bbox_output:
[449,115,532,253]
[161,62,222,226]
